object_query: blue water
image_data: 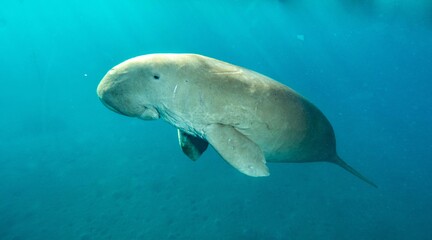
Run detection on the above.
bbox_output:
[1,1,432,239]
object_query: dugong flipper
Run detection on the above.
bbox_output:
[178,129,208,161]
[97,53,376,187]
[205,124,269,177]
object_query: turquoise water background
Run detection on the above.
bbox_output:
[1,1,432,239]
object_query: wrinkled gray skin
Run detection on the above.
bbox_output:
[97,54,376,187]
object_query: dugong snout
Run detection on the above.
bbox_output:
[97,77,160,120]
[96,81,125,115]
[98,95,125,116]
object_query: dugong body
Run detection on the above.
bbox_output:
[97,53,376,187]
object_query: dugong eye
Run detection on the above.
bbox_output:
[153,74,160,80]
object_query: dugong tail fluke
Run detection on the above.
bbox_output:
[334,156,377,188]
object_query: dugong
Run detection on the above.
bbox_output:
[97,53,376,187]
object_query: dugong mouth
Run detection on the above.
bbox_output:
[98,95,159,120]
[98,97,127,116]
[139,106,160,120]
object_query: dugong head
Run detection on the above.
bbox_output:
[97,54,180,120]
